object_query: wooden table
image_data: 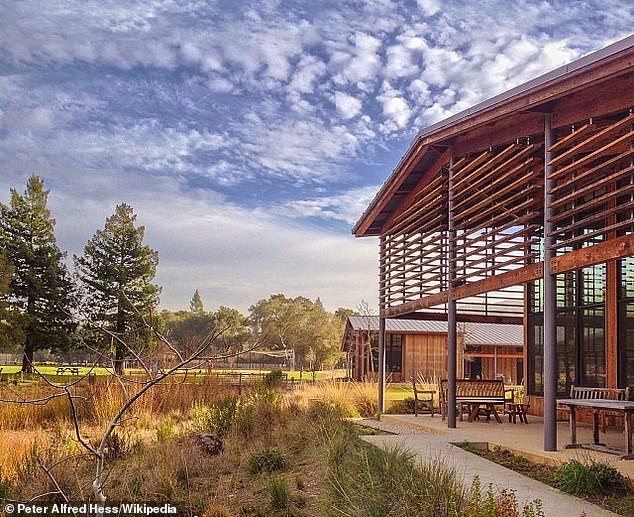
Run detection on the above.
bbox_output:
[557,398,634,459]
[462,399,504,423]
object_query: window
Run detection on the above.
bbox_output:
[386,334,403,372]
[618,257,634,387]
[528,264,605,395]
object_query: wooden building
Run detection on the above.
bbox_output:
[342,316,523,384]
[352,35,634,452]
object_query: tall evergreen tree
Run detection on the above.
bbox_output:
[74,203,160,373]
[0,252,24,351]
[190,289,204,314]
[0,176,75,371]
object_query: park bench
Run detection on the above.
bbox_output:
[406,376,435,417]
[565,385,630,433]
[56,366,80,376]
[439,378,508,423]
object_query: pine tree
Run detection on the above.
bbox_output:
[0,176,75,371]
[0,252,24,351]
[190,289,204,314]
[74,203,160,374]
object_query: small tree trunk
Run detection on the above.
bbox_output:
[22,334,35,373]
[21,296,35,373]
[114,302,125,375]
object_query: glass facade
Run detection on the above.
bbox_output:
[528,264,605,395]
[619,257,634,387]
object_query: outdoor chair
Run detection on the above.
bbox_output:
[410,375,435,417]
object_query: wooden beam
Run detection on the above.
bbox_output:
[392,311,523,325]
[453,263,543,300]
[550,234,634,273]
[382,292,448,317]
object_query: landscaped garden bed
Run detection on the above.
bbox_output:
[457,441,634,516]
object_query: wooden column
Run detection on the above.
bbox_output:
[606,260,618,388]
[606,178,618,389]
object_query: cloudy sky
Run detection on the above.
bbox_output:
[0,1,632,313]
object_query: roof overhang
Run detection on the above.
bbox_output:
[353,34,634,237]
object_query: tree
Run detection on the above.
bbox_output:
[190,289,204,313]
[0,252,24,351]
[0,176,75,371]
[213,305,250,353]
[249,294,344,372]
[74,203,160,373]
[160,309,215,356]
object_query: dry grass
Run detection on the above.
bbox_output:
[5,390,333,516]
[286,380,379,417]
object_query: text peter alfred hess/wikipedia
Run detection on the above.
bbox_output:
[4,503,178,515]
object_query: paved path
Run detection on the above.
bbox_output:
[356,418,619,517]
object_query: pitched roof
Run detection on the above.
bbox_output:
[346,315,522,346]
[353,35,634,237]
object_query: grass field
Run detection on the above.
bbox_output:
[0,365,348,379]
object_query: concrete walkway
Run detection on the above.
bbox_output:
[357,418,619,517]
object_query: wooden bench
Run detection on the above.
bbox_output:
[56,366,80,376]
[439,379,507,423]
[567,385,630,433]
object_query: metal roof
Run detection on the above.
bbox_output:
[347,316,523,346]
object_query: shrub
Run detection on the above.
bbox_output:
[264,369,285,388]
[554,459,627,497]
[248,447,286,474]
[266,476,290,510]
[191,397,238,438]
[156,421,175,442]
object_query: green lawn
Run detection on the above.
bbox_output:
[386,385,415,400]
[0,365,114,376]
[0,365,348,380]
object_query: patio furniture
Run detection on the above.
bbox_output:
[506,396,530,424]
[557,398,634,459]
[56,366,80,375]
[567,385,630,433]
[408,376,435,417]
[439,379,506,424]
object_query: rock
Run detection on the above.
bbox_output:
[198,434,223,455]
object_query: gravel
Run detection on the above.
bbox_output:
[352,417,430,435]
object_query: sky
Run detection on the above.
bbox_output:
[0,1,632,314]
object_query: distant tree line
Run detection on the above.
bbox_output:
[0,176,356,373]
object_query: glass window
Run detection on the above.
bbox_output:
[580,307,605,387]
[386,334,402,372]
[618,257,634,387]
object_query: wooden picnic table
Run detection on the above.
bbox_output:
[558,398,634,459]
[56,366,80,375]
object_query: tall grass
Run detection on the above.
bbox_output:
[0,375,235,430]
[288,380,378,417]
[322,416,545,517]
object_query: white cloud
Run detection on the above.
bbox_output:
[334,91,362,119]
[416,0,440,17]
[276,185,380,225]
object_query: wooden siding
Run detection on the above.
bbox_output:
[402,333,465,381]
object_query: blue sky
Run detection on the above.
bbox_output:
[0,1,632,312]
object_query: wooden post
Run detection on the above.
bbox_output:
[606,260,618,389]
[544,112,558,451]
[378,316,386,413]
